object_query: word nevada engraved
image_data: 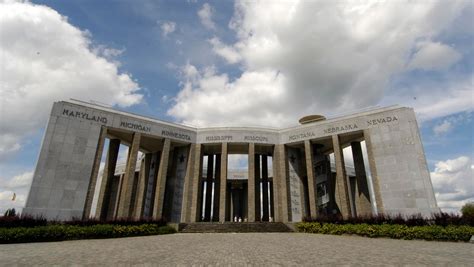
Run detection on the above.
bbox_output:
[62,109,107,124]
[120,121,151,132]
[367,116,398,126]
[323,123,358,134]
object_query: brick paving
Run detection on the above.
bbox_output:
[1,233,472,266]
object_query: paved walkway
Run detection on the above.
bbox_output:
[1,233,472,266]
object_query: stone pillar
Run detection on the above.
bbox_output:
[332,135,352,219]
[204,154,214,221]
[180,144,195,223]
[255,154,261,221]
[262,155,269,221]
[219,143,228,222]
[304,140,317,219]
[190,144,203,222]
[363,129,384,214]
[112,174,124,219]
[247,143,256,222]
[269,180,275,220]
[276,144,289,222]
[95,138,120,220]
[152,138,171,220]
[351,141,372,216]
[117,133,141,218]
[213,154,221,221]
[133,153,150,219]
[83,126,107,219]
[271,146,281,222]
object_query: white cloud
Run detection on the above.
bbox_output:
[198,3,216,30]
[169,1,467,127]
[5,171,33,189]
[433,120,453,135]
[408,41,462,71]
[413,78,473,122]
[209,37,242,64]
[431,156,473,213]
[0,1,142,159]
[160,21,176,37]
[0,171,33,214]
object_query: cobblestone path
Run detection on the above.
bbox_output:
[1,233,472,266]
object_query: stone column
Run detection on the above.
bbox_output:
[363,129,384,214]
[213,154,221,221]
[262,154,269,221]
[332,134,352,219]
[269,180,275,220]
[204,154,214,221]
[95,138,120,220]
[219,143,228,222]
[152,138,171,220]
[271,146,281,222]
[304,140,317,219]
[180,144,195,223]
[351,141,372,216]
[133,153,150,219]
[255,154,261,221]
[112,174,124,219]
[190,144,203,222]
[117,132,141,218]
[83,126,107,219]
[247,143,256,222]
[276,144,289,222]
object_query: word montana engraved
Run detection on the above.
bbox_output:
[24,100,439,223]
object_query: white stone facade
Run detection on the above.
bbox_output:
[23,100,439,221]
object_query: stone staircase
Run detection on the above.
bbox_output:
[179,222,294,233]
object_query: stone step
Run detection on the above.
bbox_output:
[179,222,294,233]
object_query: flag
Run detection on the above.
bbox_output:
[12,193,16,201]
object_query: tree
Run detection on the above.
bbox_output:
[4,208,16,217]
[461,202,474,221]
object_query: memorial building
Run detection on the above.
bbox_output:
[24,100,439,222]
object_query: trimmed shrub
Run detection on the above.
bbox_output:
[296,222,474,242]
[303,212,472,226]
[0,215,167,228]
[0,224,176,244]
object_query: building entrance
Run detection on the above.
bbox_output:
[229,180,248,221]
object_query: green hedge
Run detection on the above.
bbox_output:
[296,222,474,242]
[0,224,176,244]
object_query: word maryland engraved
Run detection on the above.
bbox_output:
[62,109,107,124]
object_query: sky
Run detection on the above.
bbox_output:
[0,0,472,214]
